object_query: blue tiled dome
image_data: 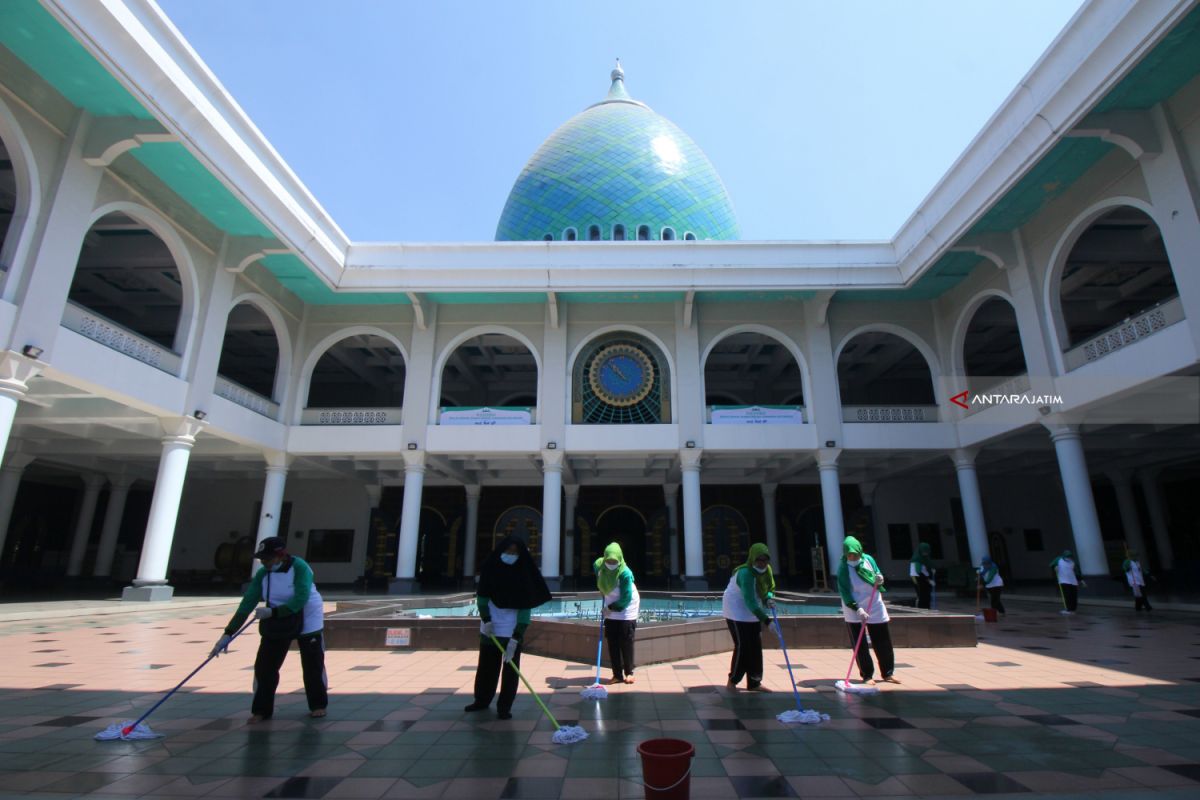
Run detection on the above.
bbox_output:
[496,63,740,242]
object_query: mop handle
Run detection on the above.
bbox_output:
[123,617,256,735]
[844,586,879,685]
[488,634,562,729]
[593,615,604,685]
[770,605,805,714]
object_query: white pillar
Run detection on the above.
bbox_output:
[952,449,990,567]
[541,450,563,586]
[1109,470,1147,558]
[94,476,133,577]
[66,475,106,577]
[817,448,846,572]
[762,483,780,574]
[0,454,34,559]
[1047,424,1108,576]
[125,418,205,601]
[0,354,39,466]
[463,485,481,580]
[562,485,578,578]
[664,482,681,577]
[680,449,705,587]
[394,452,426,588]
[1138,469,1174,570]
[252,459,290,574]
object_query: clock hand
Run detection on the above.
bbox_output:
[610,363,628,382]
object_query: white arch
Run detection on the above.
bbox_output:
[225,292,294,404]
[431,326,543,424]
[0,97,41,303]
[295,326,409,423]
[699,323,813,411]
[81,201,200,369]
[832,323,941,406]
[1043,196,1165,373]
[566,325,679,425]
[949,289,1024,378]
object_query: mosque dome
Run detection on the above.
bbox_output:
[495,62,740,242]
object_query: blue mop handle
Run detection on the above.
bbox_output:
[770,604,805,714]
[593,615,604,684]
[123,616,256,734]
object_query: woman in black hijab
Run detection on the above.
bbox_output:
[464,535,552,719]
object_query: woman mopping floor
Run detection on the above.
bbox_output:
[837,536,899,688]
[594,542,641,685]
[723,542,776,692]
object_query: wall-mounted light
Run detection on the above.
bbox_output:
[546,441,557,450]
[193,409,208,420]
[21,345,43,359]
[406,443,418,451]
[685,440,696,449]
[264,512,273,519]
[824,440,836,448]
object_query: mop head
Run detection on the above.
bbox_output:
[95,721,162,741]
[834,680,879,695]
[580,684,608,700]
[777,709,829,724]
[552,725,589,744]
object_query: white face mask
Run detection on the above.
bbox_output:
[847,558,861,567]
[268,560,286,572]
[605,562,619,571]
[753,565,767,574]
[500,553,519,565]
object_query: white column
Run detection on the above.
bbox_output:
[1109,470,1147,558]
[66,475,106,577]
[0,454,34,559]
[1138,468,1174,570]
[0,354,40,465]
[952,449,990,567]
[762,483,780,573]
[664,482,681,577]
[817,448,845,572]
[562,485,578,578]
[94,476,133,577]
[394,452,426,586]
[463,485,481,580]
[1047,424,1108,576]
[680,449,705,586]
[125,418,205,601]
[541,450,563,585]
[252,458,290,573]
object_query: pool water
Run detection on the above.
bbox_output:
[401,597,840,621]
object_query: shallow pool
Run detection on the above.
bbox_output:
[401,596,840,621]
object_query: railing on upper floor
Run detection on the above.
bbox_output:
[61,302,182,375]
[214,376,279,419]
[842,405,938,423]
[1063,296,1184,372]
[300,408,401,425]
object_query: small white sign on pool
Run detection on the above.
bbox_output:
[385,627,411,646]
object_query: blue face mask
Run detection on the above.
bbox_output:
[500,553,519,565]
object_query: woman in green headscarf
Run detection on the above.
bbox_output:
[909,542,935,609]
[837,536,898,684]
[594,542,641,684]
[721,542,775,692]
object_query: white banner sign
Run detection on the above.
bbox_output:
[710,405,803,425]
[385,627,411,647]
[439,407,532,426]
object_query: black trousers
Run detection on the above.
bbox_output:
[845,621,894,681]
[726,619,764,687]
[1132,584,1153,611]
[252,632,327,718]
[1060,583,1078,612]
[604,619,637,680]
[472,635,521,712]
[988,587,1006,614]
[914,576,932,609]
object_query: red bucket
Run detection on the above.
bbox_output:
[637,738,695,800]
[982,608,998,622]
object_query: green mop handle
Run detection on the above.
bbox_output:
[489,634,562,729]
[770,605,806,714]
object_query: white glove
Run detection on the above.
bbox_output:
[481,621,494,637]
[503,638,518,663]
[765,597,776,609]
[856,607,870,623]
[254,607,273,620]
[210,634,232,658]
[873,575,884,587]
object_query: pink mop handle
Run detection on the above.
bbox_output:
[843,586,879,684]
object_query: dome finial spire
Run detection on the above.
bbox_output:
[611,58,624,83]
[606,58,632,102]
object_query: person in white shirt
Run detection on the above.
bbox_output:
[594,542,641,684]
[1123,552,1153,611]
[909,542,935,609]
[837,536,898,685]
[978,555,1005,615]
[1050,549,1083,614]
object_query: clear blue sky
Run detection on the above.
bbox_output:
[159,1,1084,243]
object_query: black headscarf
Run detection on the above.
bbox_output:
[477,535,552,610]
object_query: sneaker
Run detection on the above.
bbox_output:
[464,702,488,712]
[1059,609,1071,615]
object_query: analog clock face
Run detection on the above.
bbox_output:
[588,345,655,408]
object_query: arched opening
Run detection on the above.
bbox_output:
[543,233,553,241]
[68,212,184,350]
[440,333,537,411]
[1060,207,1178,347]
[704,332,804,409]
[307,334,406,408]
[217,302,279,399]
[963,297,1027,384]
[588,225,601,241]
[661,227,675,241]
[564,227,577,242]
[838,331,935,406]
[613,224,626,241]
[637,225,650,241]
[684,232,696,241]
[0,136,17,268]
[572,332,672,424]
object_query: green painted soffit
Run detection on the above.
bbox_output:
[834,252,982,303]
[1095,4,1200,112]
[426,292,546,304]
[0,0,151,118]
[260,254,406,305]
[698,291,815,302]
[559,292,684,303]
[132,143,273,237]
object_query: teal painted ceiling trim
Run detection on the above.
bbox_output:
[425,292,546,304]
[133,143,273,237]
[0,0,150,119]
[1096,5,1200,112]
[698,291,815,302]
[834,252,982,303]
[261,254,410,305]
[559,292,684,303]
